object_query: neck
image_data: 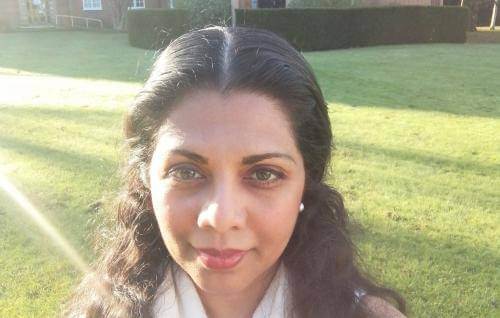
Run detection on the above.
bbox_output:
[196,263,280,318]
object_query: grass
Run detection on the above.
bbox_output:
[0,31,498,317]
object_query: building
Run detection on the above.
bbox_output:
[0,0,21,30]
[1,0,174,29]
[58,0,173,28]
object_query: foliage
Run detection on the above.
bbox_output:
[104,0,130,31]
[127,1,231,50]
[127,9,189,50]
[287,0,357,8]
[175,0,231,29]
[236,6,469,51]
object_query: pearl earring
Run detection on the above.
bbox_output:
[299,202,304,212]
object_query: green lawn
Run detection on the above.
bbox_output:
[0,31,498,317]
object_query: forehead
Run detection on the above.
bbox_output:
[156,89,298,156]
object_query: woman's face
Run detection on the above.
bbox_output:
[149,89,305,295]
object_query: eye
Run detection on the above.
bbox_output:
[246,167,285,187]
[166,165,204,182]
[253,169,277,182]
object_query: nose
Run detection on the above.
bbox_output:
[197,178,247,234]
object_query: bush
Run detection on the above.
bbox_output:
[127,9,189,50]
[287,0,355,8]
[236,6,470,51]
[175,0,231,29]
[349,6,468,46]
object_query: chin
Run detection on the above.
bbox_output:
[193,267,253,295]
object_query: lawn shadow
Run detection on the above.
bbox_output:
[339,140,500,178]
[0,134,118,177]
[0,106,122,129]
[308,44,500,118]
[327,96,500,118]
[351,223,499,317]
[323,83,500,119]
[0,134,120,262]
[333,140,500,211]
[0,31,157,83]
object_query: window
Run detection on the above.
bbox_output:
[130,0,145,9]
[83,0,102,10]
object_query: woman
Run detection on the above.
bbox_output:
[64,26,406,317]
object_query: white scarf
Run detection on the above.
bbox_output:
[152,263,292,318]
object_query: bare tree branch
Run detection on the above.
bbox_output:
[105,0,130,31]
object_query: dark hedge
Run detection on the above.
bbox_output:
[128,7,469,51]
[127,9,189,50]
[235,6,470,51]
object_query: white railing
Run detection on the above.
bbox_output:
[55,15,103,29]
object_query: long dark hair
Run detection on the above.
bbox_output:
[63,26,405,318]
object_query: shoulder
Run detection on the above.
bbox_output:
[361,295,406,318]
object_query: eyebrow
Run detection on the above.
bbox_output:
[242,153,296,165]
[171,149,208,164]
[169,149,296,165]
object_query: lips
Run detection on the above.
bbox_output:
[196,248,247,270]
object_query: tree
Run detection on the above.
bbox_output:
[176,0,231,29]
[105,0,130,31]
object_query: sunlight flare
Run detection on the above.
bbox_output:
[0,173,90,274]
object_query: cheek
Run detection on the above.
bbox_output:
[251,190,301,258]
[151,184,201,254]
[249,174,304,249]
[153,188,198,225]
